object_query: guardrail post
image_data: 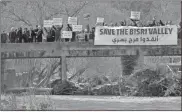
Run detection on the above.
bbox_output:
[61,56,67,81]
[0,0,2,95]
[181,1,182,39]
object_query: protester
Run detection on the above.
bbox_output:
[89,27,95,40]
[64,24,72,42]
[9,27,17,43]
[30,27,36,43]
[77,30,85,42]
[53,25,63,42]
[22,28,29,43]
[34,25,39,42]
[1,16,179,44]
[37,26,43,42]
[84,29,89,42]
[47,27,55,42]
[17,27,23,43]
[1,31,8,43]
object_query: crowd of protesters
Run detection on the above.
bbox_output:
[1,17,182,43]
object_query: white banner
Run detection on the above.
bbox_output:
[53,18,62,26]
[144,56,181,66]
[43,20,53,27]
[94,25,178,45]
[72,25,83,32]
[68,17,77,25]
[130,11,140,20]
[96,17,104,23]
[62,31,72,38]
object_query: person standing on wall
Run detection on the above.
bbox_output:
[1,31,7,43]
[30,27,36,43]
[52,25,63,42]
[17,27,23,43]
[37,26,43,42]
[22,28,29,43]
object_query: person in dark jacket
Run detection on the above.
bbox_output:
[45,27,51,42]
[1,31,7,43]
[37,26,43,42]
[130,19,138,26]
[14,29,19,43]
[150,16,157,27]
[46,27,55,42]
[30,27,36,42]
[9,27,16,43]
[49,27,56,42]
[178,22,182,39]
[34,25,39,33]
[52,25,63,42]
[65,24,72,42]
[159,20,165,26]
[22,28,29,43]
[89,27,95,40]
[34,25,39,42]
[17,27,23,43]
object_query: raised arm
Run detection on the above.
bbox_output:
[159,20,165,26]
[67,24,72,31]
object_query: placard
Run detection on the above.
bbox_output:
[43,20,53,27]
[94,25,178,45]
[130,11,141,20]
[62,31,72,38]
[72,25,83,32]
[96,17,104,23]
[68,17,77,25]
[53,18,62,26]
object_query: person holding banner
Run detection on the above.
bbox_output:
[76,30,85,42]
[47,27,55,42]
[52,25,63,42]
[65,24,72,42]
[65,24,76,42]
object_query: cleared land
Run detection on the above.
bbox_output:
[3,95,181,110]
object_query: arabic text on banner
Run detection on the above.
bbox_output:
[94,25,178,45]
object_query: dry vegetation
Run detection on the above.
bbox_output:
[1,90,55,110]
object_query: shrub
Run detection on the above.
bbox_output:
[125,68,181,96]
[51,79,80,95]
[1,91,55,110]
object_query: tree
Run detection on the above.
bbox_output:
[152,0,172,18]
[2,0,89,28]
[111,0,154,22]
